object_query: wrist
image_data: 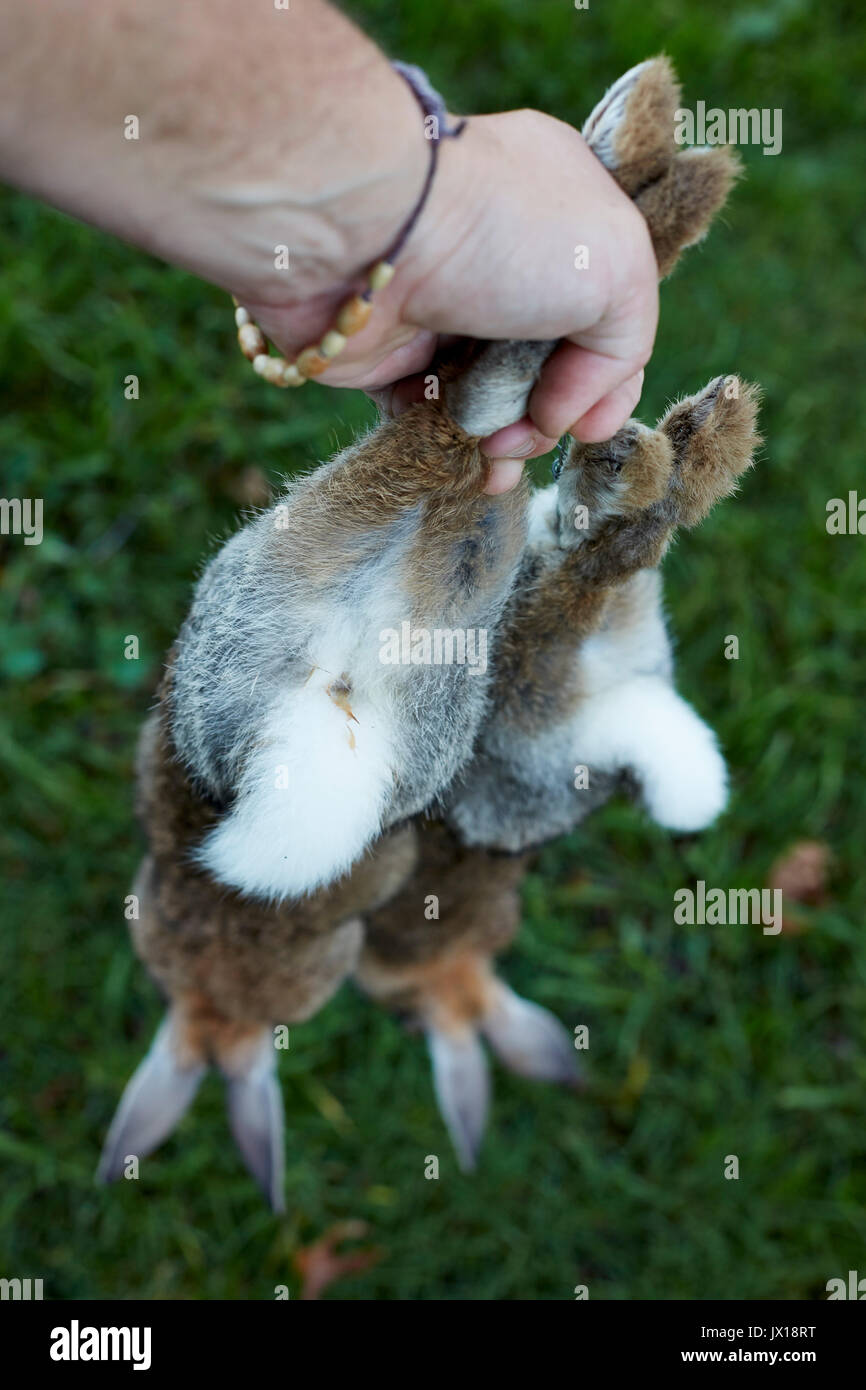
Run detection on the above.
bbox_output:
[218,59,431,310]
[0,3,431,319]
[397,112,500,328]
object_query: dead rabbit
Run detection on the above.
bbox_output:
[99,58,760,1206]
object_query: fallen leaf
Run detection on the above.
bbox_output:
[767,840,831,934]
[293,1221,382,1301]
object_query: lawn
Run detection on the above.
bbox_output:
[1,0,865,1299]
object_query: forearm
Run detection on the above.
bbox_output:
[1,13,668,466]
[0,0,425,303]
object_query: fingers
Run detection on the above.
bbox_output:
[483,459,530,495]
[477,358,645,493]
[477,416,558,495]
[331,328,437,390]
[568,368,645,442]
[527,337,650,442]
[247,290,440,394]
[479,417,559,461]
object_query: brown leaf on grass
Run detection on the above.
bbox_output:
[767,840,832,934]
[33,1073,78,1114]
[293,1221,382,1301]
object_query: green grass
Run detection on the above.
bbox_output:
[1,0,865,1300]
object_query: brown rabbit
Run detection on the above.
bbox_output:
[360,374,759,1168]
[98,58,758,1205]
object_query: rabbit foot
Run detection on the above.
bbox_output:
[553,374,760,572]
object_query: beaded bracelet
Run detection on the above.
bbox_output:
[233,61,467,389]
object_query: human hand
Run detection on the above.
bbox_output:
[0,1,657,497]
[243,108,659,494]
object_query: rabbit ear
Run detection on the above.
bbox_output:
[583,56,740,277]
[444,60,680,436]
[96,1014,206,1185]
[583,56,680,192]
[480,983,581,1086]
[220,1031,286,1214]
[98,1006,286,1210]
[427,1026,490,1172]
[426,991,579,1167]
[445,58,739,437]
[636,146,740,278]
[658,374,761,525]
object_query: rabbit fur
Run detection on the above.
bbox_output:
[98,58,760,1205]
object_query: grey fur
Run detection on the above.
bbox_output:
[427,1028,490,1172]
[222,1035,286,1213]
[100,56,755,1204]
[443,737,623,853]
[168,435,529,842]
[96,1016,205,1185]
[445,339,558,436]
[481,986,582,1085]
[165,52,710,848]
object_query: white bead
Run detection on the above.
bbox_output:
[234,306,250,327]
[239,322,266,357]
[320,330,347,359]
[260,355,289,385]
[368,260,395,292]
[281,363,307,387]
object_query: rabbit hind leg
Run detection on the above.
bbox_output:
[358,827,579,1171]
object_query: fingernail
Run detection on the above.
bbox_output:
[502,434,538,459]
